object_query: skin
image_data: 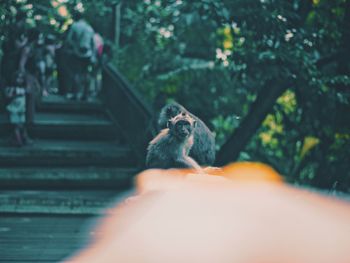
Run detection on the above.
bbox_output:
[68,163,350,263]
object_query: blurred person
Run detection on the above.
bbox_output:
[44,34,60,94]
[67,163,350,263]
[20,28,40,124]
[89,32,104,98]
[1,17,38,140]
[56,33,71,96]
[62,10,96,101]
[1,11,28,86]
[3,71,33,146]
[27,33,59,97]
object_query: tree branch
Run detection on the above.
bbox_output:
[215,80,291,166]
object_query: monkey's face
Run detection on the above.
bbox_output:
[168,114,196,140]
[174,120,193,138]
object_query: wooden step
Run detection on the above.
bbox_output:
[0,190,133,214]
[37,94,104,114]
[34,112,111,125]
[0,139,136,167]
[0,112,121,140]
[0,167,139,190]
[32,112,120,140]
[0,214,95,262]
[0,190,133,261]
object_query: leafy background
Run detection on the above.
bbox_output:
[0,0,349,191]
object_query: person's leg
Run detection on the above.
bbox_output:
[74,57,86,100]
[82,60,92,100]
[57,48,72,96]
[7,98,25,147]
[21,125,33,145]
[84,62,98,101]
[13,123,24,147]
[25,91,35,125]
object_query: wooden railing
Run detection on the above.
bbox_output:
[101,63,157,166]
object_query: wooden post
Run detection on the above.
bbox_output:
[112,1,122,60]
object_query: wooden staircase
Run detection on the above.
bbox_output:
[0,94,141,262]
[0,95,139,189]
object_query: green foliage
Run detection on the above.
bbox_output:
[0,0,119,47]
[0,0,348,191]
[115,0,349,191]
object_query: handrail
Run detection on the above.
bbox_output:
[103,63,154,120]
[101,63,157,166]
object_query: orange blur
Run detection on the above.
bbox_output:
[222,162,283,182]
[136,162,282,193]
[66,162,350,263]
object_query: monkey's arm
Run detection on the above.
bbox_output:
[175,157,202,172]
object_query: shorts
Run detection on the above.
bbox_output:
[6,96,26,124]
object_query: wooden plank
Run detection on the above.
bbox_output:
[0,139,136,167]
[0,190,134,214]
[0,214,98,262]
[0,167,138,190]
[37,95,104,114]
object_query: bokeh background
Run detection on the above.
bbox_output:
[0,0,349,191]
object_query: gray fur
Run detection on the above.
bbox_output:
[146,114,200,170]
[158,102,216,165]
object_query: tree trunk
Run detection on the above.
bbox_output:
[215,81,289,166]
[112,2,122,58]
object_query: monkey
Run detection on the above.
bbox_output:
[146,113,202,171]
[158,102,216,166]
